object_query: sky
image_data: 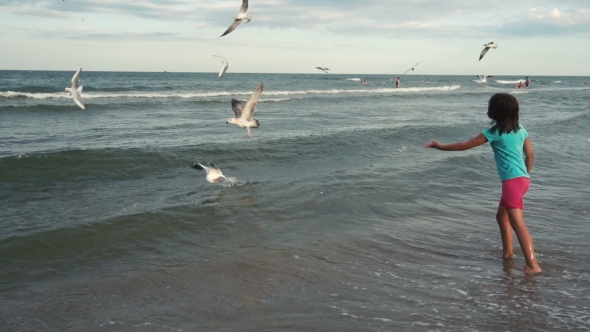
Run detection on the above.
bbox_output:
[1,0,589,75]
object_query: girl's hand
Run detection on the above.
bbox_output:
[424,140,441,149]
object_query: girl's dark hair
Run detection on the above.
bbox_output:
[487,93,520,134]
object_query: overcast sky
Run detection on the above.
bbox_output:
[1,0,588,75]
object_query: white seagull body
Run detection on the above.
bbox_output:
[213,55,230,78]
[474,75,493,83]
[403,62,421,75]
[479,42,498,61]
[316,67,330,73]
[220,0,251,37]
[227,82,263,138]
[65,67,85,109]
[192,162,227,184]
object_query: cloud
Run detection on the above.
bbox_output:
[1,0,589,38]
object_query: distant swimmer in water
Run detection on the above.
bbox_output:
[516,81,524,88]
[361,80,368,85]
[396,77,401,88]
[525,76,531,88]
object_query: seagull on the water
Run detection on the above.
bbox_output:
[220,0,251,37]
[316,67,330,73]
[65,67,86,109]
[191,162,227,184]
[213,55,230,78]
[474,75,493,83]
[227,82,263,138]
[479,42,498,61]
[403,62,421,75]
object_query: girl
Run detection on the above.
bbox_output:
[424,93,541,275]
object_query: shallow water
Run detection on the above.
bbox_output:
[1,71,589,331]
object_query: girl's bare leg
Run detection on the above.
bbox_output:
[506,208,542,274]
[495,205,514,259]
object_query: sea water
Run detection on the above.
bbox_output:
[1,71,589,331]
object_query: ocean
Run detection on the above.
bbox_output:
[1,71,589,331]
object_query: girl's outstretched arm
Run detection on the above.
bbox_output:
[424,133,488,151]
[523,137,534,173]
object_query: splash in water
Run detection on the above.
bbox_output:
[220,176,240,187]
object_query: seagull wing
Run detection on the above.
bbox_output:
[221,19,242,37]
[73,94,86,109]
[192,162,210,173]
[71,67,82,88]
[241,82,263,121]
[479,47,490,61]
[232,99,244,118]
[239,0,248,14]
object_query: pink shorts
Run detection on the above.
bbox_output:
[500,176,530,210]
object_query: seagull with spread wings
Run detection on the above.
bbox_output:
[479,42,498,61]
[403,62,421,75]
[191,162,227,184]
[227,82,263,138]
[473,75,493,83]
[213,55,230,78]
[316,67,330,73]
[220,0,251,37]
[64,67,86,109]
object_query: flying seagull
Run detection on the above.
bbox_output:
[65,67,86,109]
[316,67,330,73]
[474,75,493,83]
[479,42,498,61]
[191,162,227,184]
[403,62,421,75]
[227,82,263,138]
[213,55,230,78]
[220,0,251,37]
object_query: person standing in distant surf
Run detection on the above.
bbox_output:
[424,93,542,275]
[525,76,531,88]
[396,77,401,88]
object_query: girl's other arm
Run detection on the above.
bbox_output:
[424,133,488,151]
[523,137,534,173]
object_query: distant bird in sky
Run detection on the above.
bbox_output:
[65,67,86,109]
[479,42,498,61]
[191,162,227,184]
[403,62,421,74]
[227,82,263,138]
[213,55,230,78]
[220,0,251,37]
[316,67,330,73]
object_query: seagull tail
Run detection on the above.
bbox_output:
[253,120,260,128]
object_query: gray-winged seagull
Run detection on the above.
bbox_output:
[65,67,86,109]
[227,82,263,138]
[403,62,421,75]
[192,162,227,184]
[220,0,251,37]
[316,67,330,73]
[213,55,230,78]
[479,42,498,61]
[474,75,493,83]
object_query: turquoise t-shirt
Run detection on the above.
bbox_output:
[482,125,529,181]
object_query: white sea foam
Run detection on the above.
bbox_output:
[496,80,525,84]
[346,78,361,81]
[1,86,461,101]
[220,176,240,187]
